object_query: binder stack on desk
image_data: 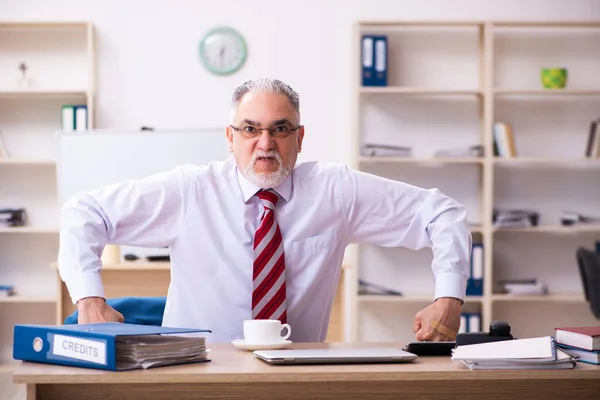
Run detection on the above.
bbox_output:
[451,336,578,370]
[13,322,211,371]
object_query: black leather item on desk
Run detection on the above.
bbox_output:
[576,247,600,320]
[456,321,514,347]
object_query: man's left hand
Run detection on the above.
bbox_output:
[412,297,462,341]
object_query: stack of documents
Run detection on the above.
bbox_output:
[499,279,549,295]
[451,336,578,370]
[361,143,412,157]
[493,209,539,228]
[116,334,208,370]
[13,322,211,371]
[434,144,484,158]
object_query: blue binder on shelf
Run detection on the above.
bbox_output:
[466,243,484,296]
[13,322,211,371]
[460,312,482,333]
[361,35,388,86]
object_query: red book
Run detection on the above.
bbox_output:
[555,327,600,351]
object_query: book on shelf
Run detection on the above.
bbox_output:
[584,119,600,158]
[555,326,600,351]
[466,243,483,296]
[62,104,88,133]
[458,312,481,334]
[451,336,578,370]
[0,129,8,160]
[493,122,517,158]
[361,35,387,87]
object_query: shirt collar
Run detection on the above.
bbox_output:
[236,166,292,204]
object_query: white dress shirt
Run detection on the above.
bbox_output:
[58,156,471,343]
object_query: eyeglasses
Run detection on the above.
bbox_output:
[230,124,302,139]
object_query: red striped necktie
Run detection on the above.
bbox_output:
[251,189,287,324]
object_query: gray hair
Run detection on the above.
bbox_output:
[230,78,300,123]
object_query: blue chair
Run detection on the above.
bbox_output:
[64,296,167,326]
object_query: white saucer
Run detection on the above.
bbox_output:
[231,339,292,351]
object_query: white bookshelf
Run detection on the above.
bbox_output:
[0,21,95,363]
[348,21,600,344]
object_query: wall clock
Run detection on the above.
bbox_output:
[199,26,247,75]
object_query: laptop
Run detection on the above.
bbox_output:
[253,347,418,365]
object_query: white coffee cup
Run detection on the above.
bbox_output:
[243,319,291,344]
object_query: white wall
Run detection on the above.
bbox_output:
[2,0,599,165]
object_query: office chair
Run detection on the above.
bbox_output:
[576,247,600,320]
[64,296,167,326]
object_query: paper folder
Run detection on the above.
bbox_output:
[13,322,211,371]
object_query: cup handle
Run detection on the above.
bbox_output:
[281,323,291,340]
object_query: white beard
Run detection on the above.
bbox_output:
[244,150,290,189]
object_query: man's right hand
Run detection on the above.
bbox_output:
[76,297,124,324]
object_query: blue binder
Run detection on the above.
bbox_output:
[466,243,484,296]
[13,322,211,371]
[373,36,388,86]
[361,35,375,86]
[361,35,388,87]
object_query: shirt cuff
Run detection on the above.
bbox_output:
[434,272,467,302]
[65,271,106,305]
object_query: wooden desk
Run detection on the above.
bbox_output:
[13,342,600,400]
[53,262,347,341]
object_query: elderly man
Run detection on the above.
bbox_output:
[58,78,471,343]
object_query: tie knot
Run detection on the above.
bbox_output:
[257,189,279,210]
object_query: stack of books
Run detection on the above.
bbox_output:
[555,326,600,365]
[498,279,548,295]
[434,144,484,158]
[493,209,539,228]
[360,143,412,157]
[451,336,578,370]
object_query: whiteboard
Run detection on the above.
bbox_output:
[56,129,230,206]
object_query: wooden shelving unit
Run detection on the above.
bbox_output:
[491,293,585,302]
[0,21,95,363]
[0,295,56,304]
[359,87,483,96]
[358,295,484,303]
[0,227,59,234]
[347,20,600,343]
[358,156,484,164]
